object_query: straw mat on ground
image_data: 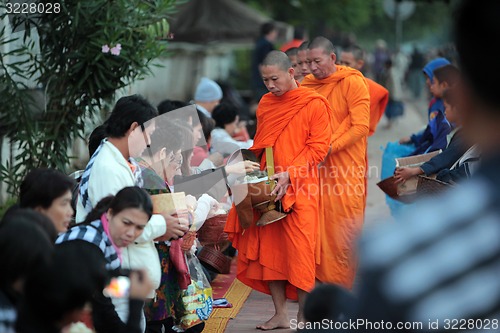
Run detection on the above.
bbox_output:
[204,256,251,332]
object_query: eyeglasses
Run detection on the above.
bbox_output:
[169,154,183,166]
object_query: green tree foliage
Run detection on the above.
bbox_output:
[0,0,182,196]
[359,0,459,47]
[242,0,458,48]
[244,0,371,36]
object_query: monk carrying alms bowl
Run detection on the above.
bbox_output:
[231,173,287,229]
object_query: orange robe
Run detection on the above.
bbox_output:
[224,85,332,300]
[366,78,389,136]
[364,79,389,204]
[302,66,370,289]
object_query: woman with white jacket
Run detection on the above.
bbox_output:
[75,95,189,331]
[137,117,219,333]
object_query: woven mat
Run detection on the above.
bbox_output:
[204,278,252,333]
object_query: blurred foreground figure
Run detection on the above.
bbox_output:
[354,1,500,332]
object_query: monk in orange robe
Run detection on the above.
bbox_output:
[366,79,389,135]
[338,45,389,210]
[224,51,332,330]
[302,37,370,290]
[339,45,389,135]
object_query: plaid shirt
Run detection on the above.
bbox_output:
[56,220,121,271]
[356,154,500,332]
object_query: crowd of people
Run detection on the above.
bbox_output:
[1,0,497,332]
[0,78,260,332]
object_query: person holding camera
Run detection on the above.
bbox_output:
[57,186,155,333]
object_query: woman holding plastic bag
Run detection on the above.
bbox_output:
[138,119,218,333]
[175,251,214,332]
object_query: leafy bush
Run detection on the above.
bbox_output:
[0,0,183,197]
[0,197,17,220]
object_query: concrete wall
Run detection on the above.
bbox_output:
[120,42,245,106]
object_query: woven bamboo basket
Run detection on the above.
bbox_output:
[197,245,232,274]
[197,214,228,246]
[416,176,452,197]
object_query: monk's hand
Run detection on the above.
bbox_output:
[270,171,290,201]
[319,146,332,167]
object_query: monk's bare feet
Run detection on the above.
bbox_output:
[256,314,290,330]
[290,312,305,331]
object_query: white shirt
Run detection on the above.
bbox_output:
[196,104,211,118]
[75,141,166,298]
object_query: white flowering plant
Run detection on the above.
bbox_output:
[0,0,182,195]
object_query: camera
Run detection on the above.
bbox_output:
[102,268,132,298]
[103,276,130,298]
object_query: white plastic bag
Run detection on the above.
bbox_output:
[177,252,213,330]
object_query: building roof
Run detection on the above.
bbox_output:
[169,0,271,43]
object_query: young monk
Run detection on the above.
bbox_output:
[296,41,311,81]
[284,47,304,83]
[224,50,332,330]
[339,45,389,136]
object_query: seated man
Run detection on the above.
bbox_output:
[210,102,253,157]
[394,86,470,184]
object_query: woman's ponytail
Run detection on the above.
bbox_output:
[83,195,114,224]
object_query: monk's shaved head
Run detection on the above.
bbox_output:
[298,41,309,52]
[309,36,335,55]
[285,47,298,58]
[262,50,292,71]
[343,45,365,61]
[260,51,297,96]
[307,36,337,79]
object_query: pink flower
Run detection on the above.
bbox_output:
[110,44,122,56]
[101,44,110,53]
